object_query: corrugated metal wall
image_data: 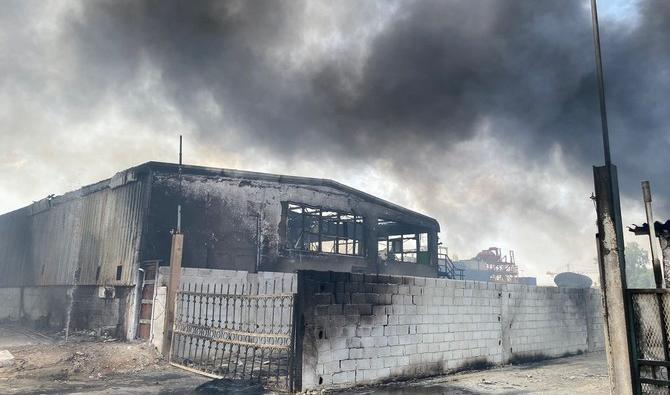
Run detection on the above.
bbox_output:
[31,198,84,285]
[0,173,148,287]
[0,208,32,286]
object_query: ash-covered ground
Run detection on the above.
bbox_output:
[0,324,209,394]
[0,324,607,394]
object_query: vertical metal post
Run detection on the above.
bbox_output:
[177,135,183,234]
[642,181,663,288]
[590,0,611,167]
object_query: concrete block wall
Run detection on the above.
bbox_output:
[501,285,594,360]
[585,288,606,352]
[299,271,604,390]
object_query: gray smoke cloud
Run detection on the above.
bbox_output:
[1,0,668,282]
[58,1,670,186]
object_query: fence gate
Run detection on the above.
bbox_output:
[169,282,297,392]
[629,289,670,394]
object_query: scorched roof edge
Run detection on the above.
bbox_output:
[2,161,440,231]
[138,162,439,230]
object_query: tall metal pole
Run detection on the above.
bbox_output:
[177,135,183,234]
[590,0,636,393]
[590,0,611,167]
[162,135,185,356]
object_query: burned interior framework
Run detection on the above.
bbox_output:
[0,161,440,337]
[284,202,365,257]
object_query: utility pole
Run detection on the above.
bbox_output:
[162,135,184,357]
[590,0,635,393]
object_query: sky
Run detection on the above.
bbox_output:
[1,0,668,285]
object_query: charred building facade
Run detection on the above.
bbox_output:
[0,162,440,336]
[147,162,440,277]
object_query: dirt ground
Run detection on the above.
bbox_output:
[0,326,209,394]
[0,324,608,394]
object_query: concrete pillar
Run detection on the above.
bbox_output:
[593,165,634,394]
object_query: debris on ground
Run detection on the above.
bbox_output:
[54,328,118,343]
[0,326,209,395]
[0,350,14,368]
[1,338,162,381]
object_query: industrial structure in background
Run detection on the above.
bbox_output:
[450,246,536,285]
[477,247,519,283]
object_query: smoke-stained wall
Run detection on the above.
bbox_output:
[0,161,440,289]
[298,271,604,390]
[143,164,439,277]
[0,285,134,337]
[0,168,149,338]
[0,170,149,287]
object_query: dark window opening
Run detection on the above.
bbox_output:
[285,202,365,256]
[377,218,428,264]
[116,265,123,281]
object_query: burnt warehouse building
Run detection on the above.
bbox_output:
[0,162,440,336]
